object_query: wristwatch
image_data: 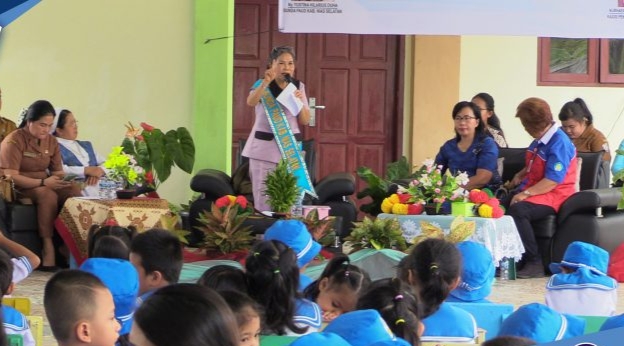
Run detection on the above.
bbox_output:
[522,190,531,196]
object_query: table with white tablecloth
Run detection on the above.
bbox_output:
[377,214,525,266]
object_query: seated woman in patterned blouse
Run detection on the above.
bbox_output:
[435,101,501,191]
[472,92,508,148]
[52,108,106,197]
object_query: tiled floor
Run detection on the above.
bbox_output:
[14,271,624,346]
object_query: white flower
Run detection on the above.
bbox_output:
[420,175,432,187]
[455,171,470,186]
[397,185,409,194]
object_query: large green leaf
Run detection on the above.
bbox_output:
[144,129,173,183]
[134,140,151,172]
[164,128,195,174]
[121,138,136,157]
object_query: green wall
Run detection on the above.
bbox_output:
[194,0,234,174]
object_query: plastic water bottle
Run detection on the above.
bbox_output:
[499,257,510,281]
[98,178,114,199]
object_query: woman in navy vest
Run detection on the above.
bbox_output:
[52,109,106,196]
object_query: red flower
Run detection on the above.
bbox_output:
[235,195,248,209]
[135,135,144,141]
[140,122,155,132]
[485,198,500,208]
[397,193,411,204]
[469,189,490,204]
[103,218,118,226]
[407,203,424,215]
[145,171,154,184]
[492,206,505,218]
[215,196,231,208]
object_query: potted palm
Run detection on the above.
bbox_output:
[264,160,299,215]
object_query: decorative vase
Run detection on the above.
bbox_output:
[115,189,136,199]
[424,201,451,215]
[451,202,476,217]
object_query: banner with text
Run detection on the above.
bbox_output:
[279,0,624,38]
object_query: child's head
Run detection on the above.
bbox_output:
[264,220,321,268]
[245,239,303,335]
[357,278,423,346]
[197,265,248,294]
[87,225,137,260]
[324,309,406,346]
[303,254,370,321]
[44,270,121,346]
[549,241,609,275]
[397,238,461,317]
[499,303,585,343]
[80,258,139,337]
[129,229,183,295]
[0,249,14,297]
[481,336,536,346]
[219,290,263,346]
[131,283,239,346]
[449,241,495,302]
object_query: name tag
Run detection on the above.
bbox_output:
[23,151,39,158]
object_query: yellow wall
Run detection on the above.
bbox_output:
[411,36,461,165]
[460,36,624,157]
[0,0,193,204]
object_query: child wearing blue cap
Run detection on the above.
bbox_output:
[80,257,139,344]
[545,241,617,316]
[246,240,321,336]
[304,254,370,322]
[398,238,478,343]
[357,278,423,345]
[324,309,410,346]
[264,219,321,291]
[499,303,585,343]
[447,241,495,303]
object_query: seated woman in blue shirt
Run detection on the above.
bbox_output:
[435,101,501,191]
[52,109,106,197]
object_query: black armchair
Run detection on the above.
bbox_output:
[188,139,357,245]
[0,199,41,256]
[498,148,606,268]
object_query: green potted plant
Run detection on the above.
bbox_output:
[121,122,195,189]
[196,195,255,261]
[103,146,146,198]
[264,160,299,214]
[343,216,407,253]
[356,156,421,216]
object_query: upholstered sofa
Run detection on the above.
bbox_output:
[499,148,622,269]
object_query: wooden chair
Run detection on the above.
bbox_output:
[26,316,43,346]
[2,297,31,315]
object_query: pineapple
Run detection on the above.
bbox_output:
[264,160,300,213]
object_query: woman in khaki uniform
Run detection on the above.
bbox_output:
[0,100,81,269]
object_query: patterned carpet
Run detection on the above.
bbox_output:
[13,271,624,346]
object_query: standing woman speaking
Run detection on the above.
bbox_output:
[242,46,310,212]
[0,100,81,269]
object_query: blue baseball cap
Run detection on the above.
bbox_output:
[499,303,585,343]
[265,220,321,267]
[289,332,352,346]
[80,258,139,335]
[449,241,495,302]
[324,310,398,346]
[549,241,609,275]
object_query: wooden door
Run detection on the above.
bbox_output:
[233,0,403,202]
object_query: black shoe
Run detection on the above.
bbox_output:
[516,260,544,279]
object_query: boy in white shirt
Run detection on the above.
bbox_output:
[546,241,617,316]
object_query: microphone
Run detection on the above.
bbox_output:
[283,74,297,89]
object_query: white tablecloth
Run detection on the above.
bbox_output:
[377,214,525,266]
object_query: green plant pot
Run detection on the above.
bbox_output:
[451,202,476,217]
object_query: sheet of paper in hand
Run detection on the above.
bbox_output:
[276,83,303,116]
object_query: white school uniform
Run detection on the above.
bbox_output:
[545,267,617,316]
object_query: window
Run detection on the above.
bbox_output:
[538,38,624,86]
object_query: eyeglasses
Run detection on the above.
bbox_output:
[454,116,477,122]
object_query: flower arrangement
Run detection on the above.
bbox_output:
[196,195,255,256]
[103,146,145,189]
[380,159,469,215]
[343,216,407,253]
[121,122,195,188]
[467,189,505,218]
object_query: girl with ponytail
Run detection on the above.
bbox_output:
[398,238,478,343]
[304,254,371,322]
[245,240,321,336]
